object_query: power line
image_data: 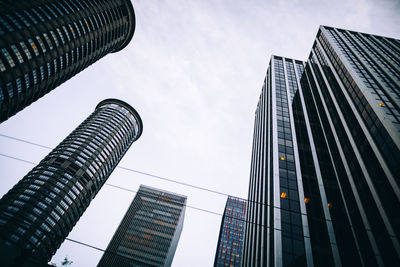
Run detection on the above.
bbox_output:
[104,183,223,217]
[0,153,240,221]
[0,134,394,258]
[0,133,52,149]
[117,165,229,197]
[2,151,364,252]
[0,134,313,215]
[0,153,37,165]
[3,134,362,231]
[0,152,309,234]
[64,237,184,264]
[0,138,303,215]
[65,237,105,253]
[0,152,347,230]
[0,133,229,197]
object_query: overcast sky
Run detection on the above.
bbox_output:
[1,0,400,266]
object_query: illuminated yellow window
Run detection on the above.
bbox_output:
[379,102,384,107]
[280,192,287,198]
[280,157,285,161]
[154,219,164,225]
[304,198,309,204]
[328,203,332,208]
[142,234,152,240]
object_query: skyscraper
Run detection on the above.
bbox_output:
[0,98,143,266]
[243,26,400,267]
[214,196,247,267]
[243,56,310,267]
[0,0,135,122]
[98,185,186,267]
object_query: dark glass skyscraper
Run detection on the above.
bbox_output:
[98,185,186,267]
[214,196,247,267]
[243,56,310,267]
[0,98,142,266]
[0,0,135,122]
[243,26,400,267]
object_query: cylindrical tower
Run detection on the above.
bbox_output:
[0,0,135,122]
[0,98,143,266]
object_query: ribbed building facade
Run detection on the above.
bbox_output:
[0,98,143,266]
[0,0,135,122]
[98,185,186,267]
[214,196,247,267]
[243,56,310,267]
[243,26,400,267]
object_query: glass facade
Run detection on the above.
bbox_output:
[243,56,311,267]
[0,98,142,266]
[243,26,400,267]
[299,26,400,266]
[214,196,247,267]
[97,185,186,267]
[0,0,136,122]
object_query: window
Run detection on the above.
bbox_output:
[7,206,19,213]
[59,201,68,210]
[29,236,38,244]
[1,48,15,67]
[68,191,76,200]
[33,208,42,215]
[38,6,52,20]
[23,10,38,24]
[35,36,47,53]
[71,186,79,195]
[0,16,14,31]
[44,197,52,204]
[45,5,58,18]
[62,26,71,42]
[28,39,39,56]
[51,211,60,221]
[24,189,35,195]
[13,200,24,206]
[15,12,30,27]
[56,181,65,189]
[16,227,26,235]
[50,31,60,47]
[37,202,47,210]
[56,28,66,44]
[10,234,19,242]
[31,8,45,22]
[13,78,21,94]
[19,195,30,201]
[53,187,61,194]
[39,65,45,80]
[41,223,51,232]
[0,58,6,72]
[43,33,54,50]
[64,195,72,204]
[46,217,56,227]
[29,184,40,190]
[6,14,22,29]
[19,42,32,60]
[32,69,38,84]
